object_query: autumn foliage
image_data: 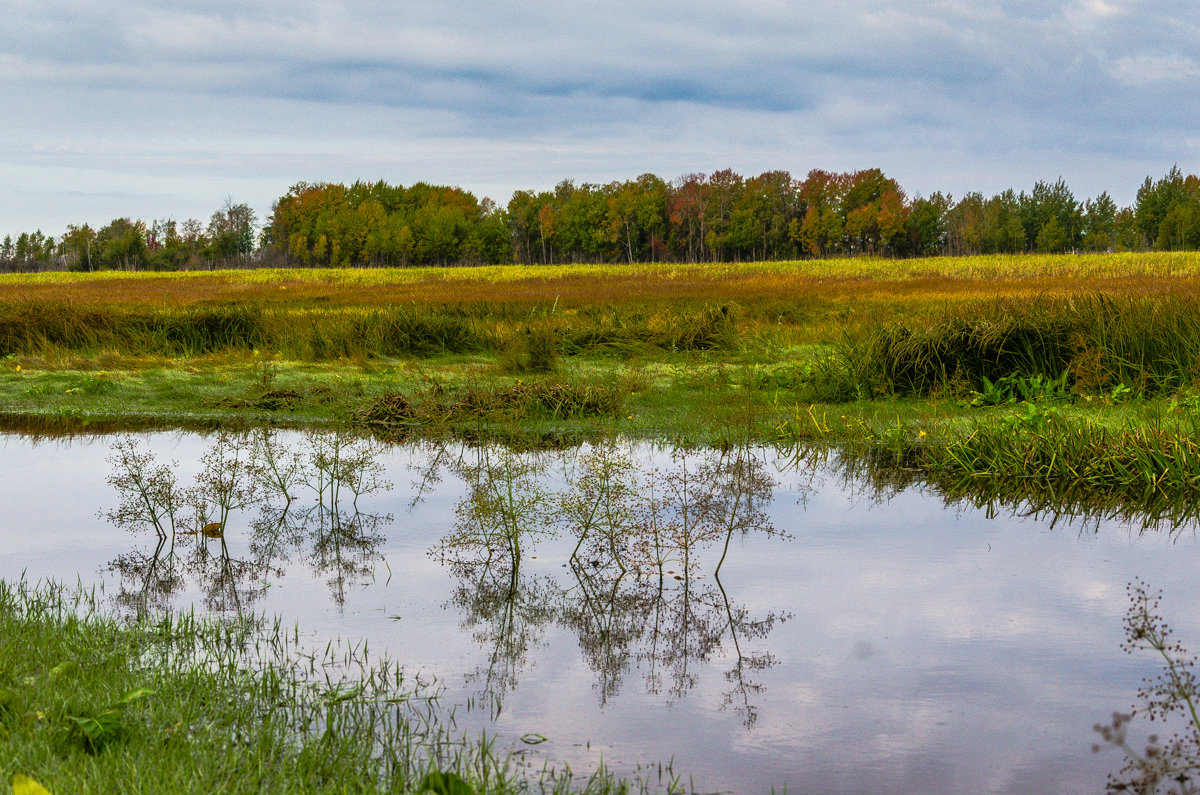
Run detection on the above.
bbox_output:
[6,166,1200,271]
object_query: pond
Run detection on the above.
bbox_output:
[1,428,1196,794]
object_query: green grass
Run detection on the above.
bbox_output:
[837,294,1200,399]
[0,351,785,445]
[6,259,1200,503]
[0,299,742,364]
[0,578,688,794]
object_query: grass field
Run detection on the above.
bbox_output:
[5,254,1200,505]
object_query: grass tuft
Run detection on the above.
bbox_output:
[0,578,691,794]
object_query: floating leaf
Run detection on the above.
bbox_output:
[12,773,52,795]
[520,732,548,745]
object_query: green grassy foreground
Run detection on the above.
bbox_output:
[0,579,683,794]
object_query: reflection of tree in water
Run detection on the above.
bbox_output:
[104,428,392,616]
[713,577,783,728]
[451,565,561,709]
[107,536,186,617]
[302,505,389,606]
[559,564,784,728]
[185,532,281,614]
[558,565,644,704]
[429,443,557,709]
[433,444,552,572]
[437,440,789,727]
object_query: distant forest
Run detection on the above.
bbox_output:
[4,166,1200,272]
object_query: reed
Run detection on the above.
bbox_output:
[838,294,1200,399]
[5,254,1200,353]
[0,298,747,362]
[926,407,1200,497]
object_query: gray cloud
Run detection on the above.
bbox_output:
[2,0,1198,233]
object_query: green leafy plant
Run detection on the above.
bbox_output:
[66,688,154,753]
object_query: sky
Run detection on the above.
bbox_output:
[2,0,1198,236]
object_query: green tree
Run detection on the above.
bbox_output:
[1082,192,1117,251]
[96,218,148,270]
[553,181,607,262]
[791,170,846,257]
[1035,216,1067,253]
[604,174,668,263]
[207,199,258,265]
[468,198,511,264]
[702,169,745,261]
[840,168,909,255]
[507,190,543,264]
[1113,207,1143,252]
[1020,179,1081,252]
[902,193,949,257]
[1134,166,1188,248]
[727,171,799,260]
[60,224,97,272]
[1156,200,1200,250]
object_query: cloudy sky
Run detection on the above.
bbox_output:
[2,0,1197,235]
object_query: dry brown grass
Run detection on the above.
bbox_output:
[7,254,1200,311]
[6,254,1200,351]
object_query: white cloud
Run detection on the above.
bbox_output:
[1112,54,1200,84]
[1,0,1199,233]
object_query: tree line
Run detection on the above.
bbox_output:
[1,199,258,273]
[5,166,1200,271]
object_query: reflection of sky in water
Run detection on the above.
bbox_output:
[0,431,1196,793]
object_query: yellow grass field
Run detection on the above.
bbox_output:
[5,253,1200,309]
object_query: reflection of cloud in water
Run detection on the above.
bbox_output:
[21,431,1199,792]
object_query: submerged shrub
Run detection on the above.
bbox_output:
[1095,580,1200,793]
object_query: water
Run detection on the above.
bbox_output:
[2,428,1196,793]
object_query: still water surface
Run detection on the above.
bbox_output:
[1,429,1196,794]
